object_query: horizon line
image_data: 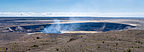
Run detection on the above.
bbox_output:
[0,12,144,17]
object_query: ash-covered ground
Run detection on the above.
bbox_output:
[0,17,144,52]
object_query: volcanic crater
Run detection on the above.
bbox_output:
[9,22,136,33]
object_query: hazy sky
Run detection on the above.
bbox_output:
[0,0,144,13]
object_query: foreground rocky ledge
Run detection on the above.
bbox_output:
[0,29,144,52]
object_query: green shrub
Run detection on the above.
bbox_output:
[97,46,100,48]
[56,48,59,51]
[31,45,39,48]
[126,48,131,52]
[36,37,40,39]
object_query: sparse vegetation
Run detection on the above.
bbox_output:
[0,16,144,52]
[135,41,143,44]
[97,46,100,48]
[0,30,144,52]
[126,48,131,52]
[102,41,105,43]
[68,38,76,42]
[56,48,59,51]
[36,37,40,39]
[31,45,39,48]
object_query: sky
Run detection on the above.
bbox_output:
[0,0,144,17]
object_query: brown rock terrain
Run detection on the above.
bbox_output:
[0,30,144,52]
[0,17,144,52]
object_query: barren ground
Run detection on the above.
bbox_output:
[0,17,144,52]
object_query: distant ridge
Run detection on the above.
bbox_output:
[0,12,144,17]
